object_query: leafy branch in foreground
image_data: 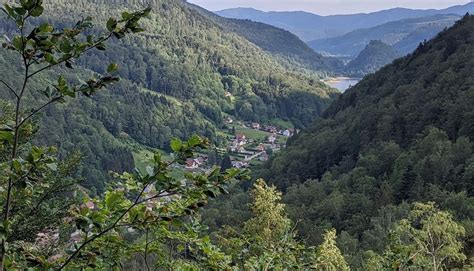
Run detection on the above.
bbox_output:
[54,136,249,269]
[0,0,155,269]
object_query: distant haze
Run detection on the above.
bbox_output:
[188,0,473,15]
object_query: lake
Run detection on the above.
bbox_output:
[324,77,361,92]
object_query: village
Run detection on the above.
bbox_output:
[183,117,298,171]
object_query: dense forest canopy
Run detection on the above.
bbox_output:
[256,14,474,267]
[187,2,344,74]
[0,0,338,191]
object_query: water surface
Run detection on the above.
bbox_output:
[325,77,361,92]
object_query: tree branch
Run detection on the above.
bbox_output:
[27,33,113,80]
[58,186,177,269]
[16,96,63,129]
[0,80,18,98]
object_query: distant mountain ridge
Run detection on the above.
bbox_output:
[309,14,461,57]
[216,2,474,41]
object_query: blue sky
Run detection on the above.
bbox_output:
[188,0,472,15]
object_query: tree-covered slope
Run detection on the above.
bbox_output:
[187,3,343,74]
[345,40,401,76]
[259,14,474,266]
[0,0,338,191]
[308,14,461,57]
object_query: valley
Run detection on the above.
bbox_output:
[0,0,473,269]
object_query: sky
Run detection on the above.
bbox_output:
[187,0,473,15]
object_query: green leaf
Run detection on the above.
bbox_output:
[12,36,23,51]
[12,160,21,172]
[170,138,182,152]
[44,53,55,64]
[121,11,132,20]
[29,5,43,17]
[59,39,72,53]
[14,7,26,16]
[106,18,117,32]
[96,43,106,51]
[107,63,118,73]
[38,23,53,33]
[105,191,124,210]
[3,4,14,17]
[0,131,13,145]
[187,135,202,148]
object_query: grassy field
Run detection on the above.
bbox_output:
[235,126,268,140]
[234,125,287,144]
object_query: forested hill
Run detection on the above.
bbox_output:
[186,3,343,73]
[345,40,401,76]
[259,15,474,265]
[263,13,474,188]
[0,0,338,192]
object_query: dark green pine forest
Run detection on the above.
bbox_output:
[1,0,474,269]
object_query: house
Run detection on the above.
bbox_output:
[257,144,265,152]
[232,161,249,169]
[283,129,291,137]
[265,126,277,133]
[267,134,277,144]
[185,158,199,169]
[235,134,247,144]
[231,145,245,153]
[259,153,269,162]
[251,123,261,130]
[224,91,233,98]
[226,117,233,124]
[195,157,206,166]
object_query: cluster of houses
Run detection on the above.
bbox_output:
[181,119,297,171]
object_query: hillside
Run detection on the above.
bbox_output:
[216,2,474,41]
[0,0,338,191]
[308,14,461,57]
[345,40,401,76]
[187,3,343,74]
[259,14,474,266]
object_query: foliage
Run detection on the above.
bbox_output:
[254,14,474,268]
[0,1,249,269]
[0,0,338,191]
[216,179,349,270]
[314,229,350,271]
[189,3,343,74]
[243,179,292,247]
[369,202,466,270]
